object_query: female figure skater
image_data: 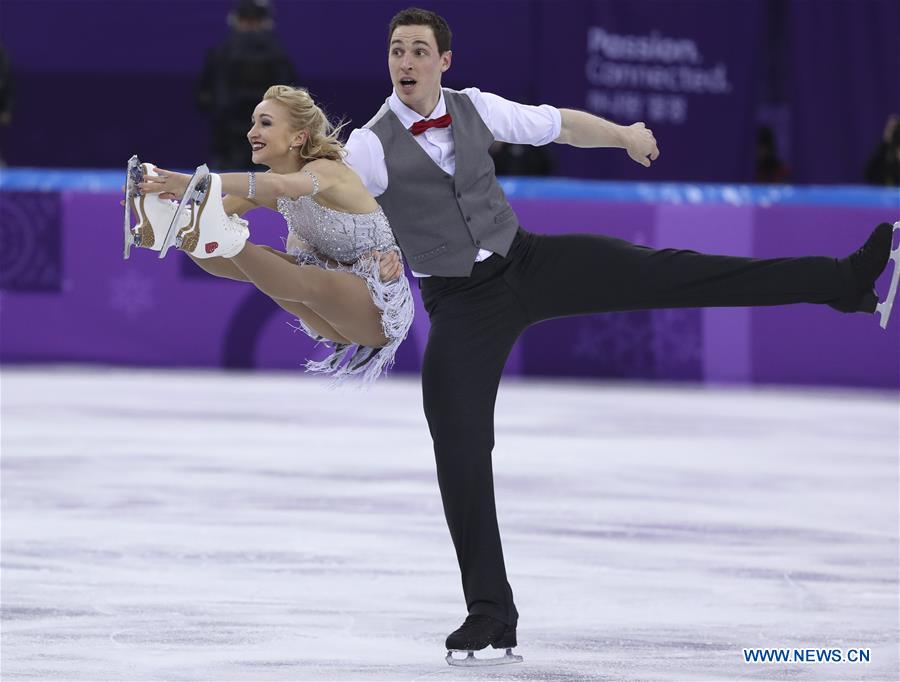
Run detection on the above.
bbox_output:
[129,85,413,383]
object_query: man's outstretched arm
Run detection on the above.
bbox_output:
[554,108,660,167]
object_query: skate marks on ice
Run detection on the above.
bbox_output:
[1,369,897,680]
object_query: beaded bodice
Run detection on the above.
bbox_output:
[276,195,396,264]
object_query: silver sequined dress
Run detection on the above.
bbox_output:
[276,194,414,384]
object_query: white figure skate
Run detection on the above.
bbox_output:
[123,156,190,259]
[158,163,208,258]
[160,168,249,259]
[875,221,900,330]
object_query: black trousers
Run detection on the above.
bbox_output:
[419,228,852,627]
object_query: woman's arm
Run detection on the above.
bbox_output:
[218,159,343,203]
[154,186,271,213]
[142,159,345,208]
[140,160,398,278]
[223,194,266,215]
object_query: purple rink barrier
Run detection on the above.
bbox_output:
[0,173,898,389]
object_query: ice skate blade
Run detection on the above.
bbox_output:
[123,155,140,259]
[874,221,900,330]
[446,648,523,667]
[159,164,209,259]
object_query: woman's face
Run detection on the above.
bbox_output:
[247,99,305,167]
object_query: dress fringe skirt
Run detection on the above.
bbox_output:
[287,245,414,386]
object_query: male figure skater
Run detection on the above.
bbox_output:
[344,6,897,665]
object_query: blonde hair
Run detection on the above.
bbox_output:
[263,85,346,161]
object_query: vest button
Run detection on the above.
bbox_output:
[456,192,462,198]
[466,216,471,222]
[476,240,482,247]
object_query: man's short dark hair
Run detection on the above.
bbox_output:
[388,7,452,54]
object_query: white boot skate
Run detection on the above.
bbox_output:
[122,156,191,259]
[159,168,249,259]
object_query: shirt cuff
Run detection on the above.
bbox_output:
[540,105,563,146]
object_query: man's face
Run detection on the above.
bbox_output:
[388,25,451,117]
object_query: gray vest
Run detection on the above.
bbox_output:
[367,89,519,277]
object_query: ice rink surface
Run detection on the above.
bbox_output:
[2,367,898,681]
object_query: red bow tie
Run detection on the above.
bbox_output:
[409,113,452,136]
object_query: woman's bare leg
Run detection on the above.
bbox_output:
[230,242,388,347]
[186,250,352,344]
[187,253,248,281]
[271,298,352,345]
[187,245,296,281]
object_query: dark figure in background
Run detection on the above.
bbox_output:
[0,42,14,166]
[754,125,790,183]
[489,141,553,176]
[195,0,297,170]
[864,115,900,186]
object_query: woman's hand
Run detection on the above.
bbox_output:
[374,250,403,282]
[138,167,191,201]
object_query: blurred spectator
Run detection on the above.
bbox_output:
[864,115,900,186]
[0,42,14,166]
[754,125,790,183]
[195,0,297,170]
[489,142,553,176]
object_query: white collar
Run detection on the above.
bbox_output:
[388,89,447,129]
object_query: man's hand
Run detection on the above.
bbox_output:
[556,110,661,168]
[623,122,660,167]
[374,250,403,282]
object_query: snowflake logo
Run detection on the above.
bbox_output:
[572,313,655,377]
[652,308,702,370]
[109,269,155,319]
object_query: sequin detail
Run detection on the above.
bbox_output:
[277,194,414,385]
[301,169,320,196]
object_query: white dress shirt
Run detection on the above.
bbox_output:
[345,88,562,274]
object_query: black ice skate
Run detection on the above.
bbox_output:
[832,221,900,329]
[445,614,523,667]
